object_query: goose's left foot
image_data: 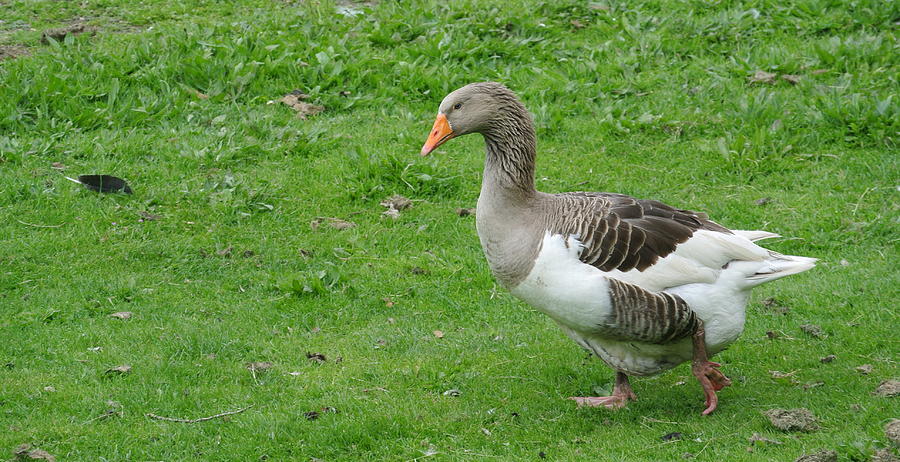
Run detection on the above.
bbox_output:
[570,372,636,410]
[691,322,731,416]
[699,361,731,391]
[692,360,731,415]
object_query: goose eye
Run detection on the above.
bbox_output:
[453,103,462,110]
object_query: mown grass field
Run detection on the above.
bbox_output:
[1,0,897,460]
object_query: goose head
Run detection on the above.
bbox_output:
[420,82,519,156]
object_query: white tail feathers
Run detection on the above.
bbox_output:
[733,230,782,242]
[743,253,817,287]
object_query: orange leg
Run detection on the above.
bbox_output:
[691,321,732,415]
[570,372,637,409]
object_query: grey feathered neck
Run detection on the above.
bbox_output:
[478,85,537,198]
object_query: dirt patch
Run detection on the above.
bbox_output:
[245,361,273,372]
[41,24,96,44]
[799,324,824,338]
[138,211,161,222]
[748,433,782,446]
[310,217,355,231]
[380,194,411,219]
[856,364,874,375]
[874,380,900,397]
[302,406,338,421]
[2,16,142,62]
[273,90,324,119]
[104,364,132,375]
[781,74,802,85]
[748,70,804,86]
[765,408,819,432]
[380,194,412,211]
[661,432,683,441]
[0,45,30,60]
[761,296,790,314]
[871,448,898,462]
[794,450,836,462]
[13,444,55,461]
[886,419,900,446]
[749,70,777,85]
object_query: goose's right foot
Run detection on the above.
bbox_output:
[691,322,732,416]
[569,372,636,409]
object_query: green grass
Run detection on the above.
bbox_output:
[1,0,897,460]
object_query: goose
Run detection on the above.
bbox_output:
[419,82,816,415]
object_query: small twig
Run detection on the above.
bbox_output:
[852,353,898,365]
[851,187,874,215]
[695,441,711,457]
[642,416,682,425]
[495,375,538,383]
[146,405,253,423]
[16,219,64,228]
[84,409,120,424]
[447,449,501,458]
[362,387,389,393]
[404,452,439,462]
[770,369,799,378]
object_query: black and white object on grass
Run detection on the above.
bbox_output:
[65,174,132,194]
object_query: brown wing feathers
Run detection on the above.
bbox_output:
[601,277,700,344]
[550,192,730,273]
[638,198,731,233]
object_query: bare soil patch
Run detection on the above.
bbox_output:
[765,408,819,432]
[0,44,29,60]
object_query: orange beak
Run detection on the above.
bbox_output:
[420,113,454,156]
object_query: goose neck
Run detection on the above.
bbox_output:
[481,120,537,201]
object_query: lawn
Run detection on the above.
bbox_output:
[1,0,897,460]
